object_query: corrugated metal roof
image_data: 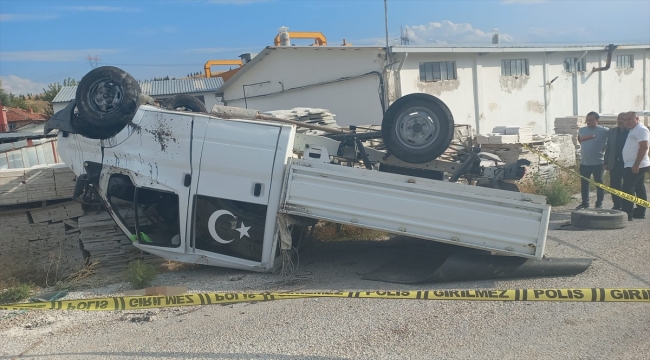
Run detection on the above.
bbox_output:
[0,123,55,140]
[52,77,224,103]
[390,43,650,53]
[52,86,77,103]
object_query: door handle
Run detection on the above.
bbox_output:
[183,174,191,187]
[253,183,262,197]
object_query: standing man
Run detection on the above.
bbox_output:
[621,111,650,221]
[576,111,609,209]
[604,112,629,210]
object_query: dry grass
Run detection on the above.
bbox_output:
[518,166,581,206]
[0,282,32,304]
[125,260,158,289]
[24,99,49,114]
[311,221,390,242]
[159,260,201,273]
[0,248,96,291]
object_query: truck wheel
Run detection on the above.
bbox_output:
[381,93,454,164]
[163,94,207,113]
[71,112,124,140]
[571,209,627,230]
[75,66,141,130]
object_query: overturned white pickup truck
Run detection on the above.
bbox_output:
[45,66,550,272]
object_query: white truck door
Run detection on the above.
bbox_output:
[100,108,194,255]
[189,118,284,270]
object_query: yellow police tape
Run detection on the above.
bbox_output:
[1,289,649,311]
[523,144,650,209]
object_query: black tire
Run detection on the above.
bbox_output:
[571,209,627,230]
[71,113,124,139]
[75,66,141,130]
[381,93,454,164]
[163,94,207,113]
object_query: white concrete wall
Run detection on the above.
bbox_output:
[601,49,649,114]
[53,102,68,114]
[220,47,386,126]
[482,52,546,134]
[398,53,478,128]
[398,47,649,135]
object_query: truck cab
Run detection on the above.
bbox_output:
[58,105,296,271]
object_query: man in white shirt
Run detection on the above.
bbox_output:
[621,111,650,221]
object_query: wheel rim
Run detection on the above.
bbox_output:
[394,107,440,149]
[87,79,124,113]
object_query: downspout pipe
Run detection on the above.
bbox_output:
[592,44,616,72]
[394,53,408,102]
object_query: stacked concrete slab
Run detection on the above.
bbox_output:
[77,211,161,272]
[0,201,86,280]
[0,164,77,206]
[262,107,339,135]
[0,163,161,279]
[555,115,650,164]
[479,130,576,182]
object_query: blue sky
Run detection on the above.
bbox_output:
[1,0,648,95]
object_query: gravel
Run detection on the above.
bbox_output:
[1,187,649,359]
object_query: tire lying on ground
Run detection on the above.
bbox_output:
[163,94,207,113]
[571,209,627,230]
[75,66,141,135]
[381,93,455,164]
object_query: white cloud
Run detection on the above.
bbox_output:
[62,6,141,12]
[0,75,48,95]
[403,21,514,45]
[0,13,59,22]
[131,27,178,36]
[0,49,122,62]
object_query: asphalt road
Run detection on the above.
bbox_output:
[1,191,649,359]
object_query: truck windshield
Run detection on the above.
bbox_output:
[107,174,181,247]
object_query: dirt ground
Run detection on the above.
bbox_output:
[1,190,649,359]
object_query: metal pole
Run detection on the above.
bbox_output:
[384,0,389,50]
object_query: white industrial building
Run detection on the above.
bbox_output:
[216,44,649,134]
[52,77,224,114]
[51,43,649,136]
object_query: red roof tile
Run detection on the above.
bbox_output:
[3,107,47,122]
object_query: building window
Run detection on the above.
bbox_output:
[501,59,529,76]
[616,55,633,69]
[419,62,457,82]
[564,57,586,73]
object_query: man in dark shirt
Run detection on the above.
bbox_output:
[604,113,629,210]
